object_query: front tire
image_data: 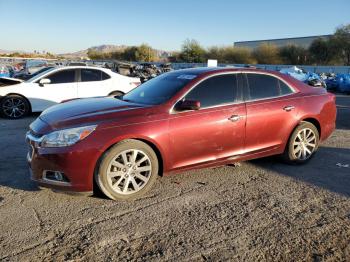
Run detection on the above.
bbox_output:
[95,139,159,200]
[283,121,319,164]
[0,95,30,119]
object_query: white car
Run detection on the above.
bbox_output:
[0,66,141,119]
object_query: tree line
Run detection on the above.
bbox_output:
[87,44,157,62]
[2,52,59,59]
[88,24,350,66]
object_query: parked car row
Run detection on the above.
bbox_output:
[105,61,173,83]
[25,67,336,200]
[0,65,14,78]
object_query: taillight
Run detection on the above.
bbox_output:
[329,93,336,102]
[131,82,141,87]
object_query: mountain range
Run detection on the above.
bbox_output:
[59,45,130,58]
[0,49,26,55]
[0,45,172,58]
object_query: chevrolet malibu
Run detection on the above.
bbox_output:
[26,67,336,200]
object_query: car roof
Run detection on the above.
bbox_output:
[171,67,231,75]
[55,65,111,71]
[171,67,303,91]
[172,66,282,76]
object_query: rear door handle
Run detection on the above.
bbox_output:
[283,106,295,112]
[228,115,242,122]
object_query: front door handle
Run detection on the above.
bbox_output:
[228,115,242,122]
[283,106,295,112]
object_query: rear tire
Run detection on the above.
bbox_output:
[0,95,30,119]
[95,139,159,200]
[282,121,319,164]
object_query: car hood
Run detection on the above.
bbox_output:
[0,77,23,83]
[39,97,151,130]
[0,81,24,91]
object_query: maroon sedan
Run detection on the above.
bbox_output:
[26,68,336,200]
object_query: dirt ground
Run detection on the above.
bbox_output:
[0,94,349,261]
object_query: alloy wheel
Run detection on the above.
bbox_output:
[2,97,26,118]
[106,149,152,195]
[292,128,317,160]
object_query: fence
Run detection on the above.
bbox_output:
[170,63,350,74]
[1,57,350,74]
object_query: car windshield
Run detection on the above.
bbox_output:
[26,67,56,82]
[121,71,198,105]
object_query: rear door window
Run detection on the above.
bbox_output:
[279,80,294,95]
[81,69,102,82]
[246,73,293,100]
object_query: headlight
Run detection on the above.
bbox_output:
[41,125,96,148]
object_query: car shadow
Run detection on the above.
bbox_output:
[248,146,350,197]
[336,107,350,131]
[335,94,350,131]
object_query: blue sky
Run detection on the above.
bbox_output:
[0,0,349,53]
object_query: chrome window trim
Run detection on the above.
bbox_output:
[32,67,68,84]
[244,92,297,104]
[170,71,242,114]
[170,70,297,114]
[243,71,297,103]
[36,68,76,84]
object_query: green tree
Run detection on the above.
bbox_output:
[331,24,350,65]
[87,49,104,59]
[207,46,255,64]
[308,39,333,65]
[9,52,21,57]
[224,46,255,64]
[168,51,181,63]
[135,44,157,62]
[280,45,308,65]
[206,46,224,62]
[253,43,282,64]
[179,39,206,63]
[121,46,138,61]
[110,50,124,60]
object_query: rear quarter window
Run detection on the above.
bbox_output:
[102,72,111,80]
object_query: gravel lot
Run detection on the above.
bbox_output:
[0,94,349,261]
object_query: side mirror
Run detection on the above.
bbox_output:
[39,78,51,86]
[175,100,200,111]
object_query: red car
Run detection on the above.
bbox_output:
[26,68,336,200]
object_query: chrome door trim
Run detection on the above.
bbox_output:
[170,70,298,114]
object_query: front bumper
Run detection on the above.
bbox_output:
[26,131,100,193]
